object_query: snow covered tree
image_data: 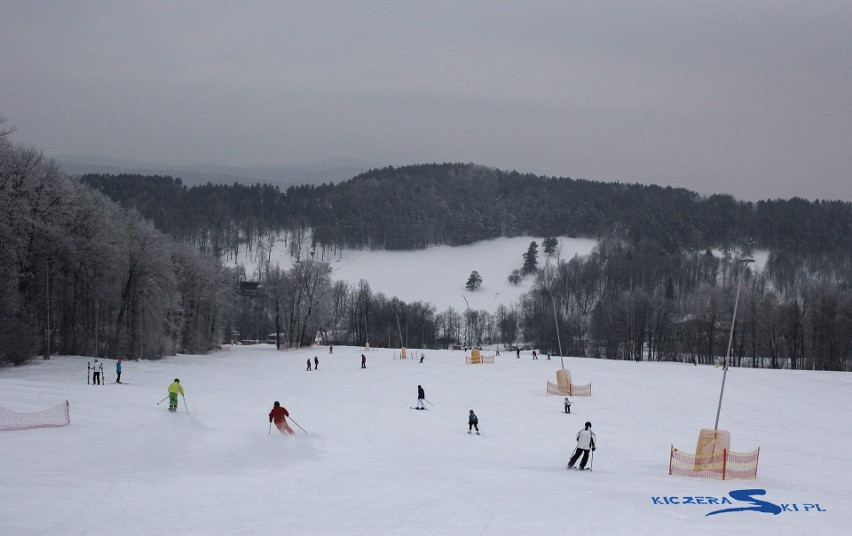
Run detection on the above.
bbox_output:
[465,271,483,291]
[543,237,558,255]
[522,241,539,276]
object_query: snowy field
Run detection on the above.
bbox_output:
[1,345,849,535]
[227,236,769,314]
[228,236,599,313]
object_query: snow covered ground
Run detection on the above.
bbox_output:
[1,345,849,535]
[228,235,769,314]
[228,236,598,313]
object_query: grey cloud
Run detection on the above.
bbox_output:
[1,1,850,201]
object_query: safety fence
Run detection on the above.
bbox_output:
[0,400,70,431]
[669,445,760,480]
[546,381,591,397]
[466,354,495,364]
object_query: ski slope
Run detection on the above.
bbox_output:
[1,345,849,535]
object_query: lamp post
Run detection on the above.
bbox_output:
[544,259,565,369]
[462,295,471,348]
[44,260,51,360]
[139,289,143,360]
[713,258,754,430]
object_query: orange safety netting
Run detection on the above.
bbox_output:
[669,445,760,480]
[546,381,592,396]
[546,369,591,396]
[465,348,494,364]
[0,400,70,431]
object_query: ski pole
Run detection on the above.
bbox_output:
[156,396,169,405]
[288,417,308,434]
[590,449,594,472]
[87,362,90,385]
[567,446,578,469]
[269,421,272,434]
[425,399,434,406]
[182,394,189,414]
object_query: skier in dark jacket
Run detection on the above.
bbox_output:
[415,385,426,410]
[361,354,366,368]
[468,410,479,434]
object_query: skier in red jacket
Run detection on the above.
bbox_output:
[269,401,295,435]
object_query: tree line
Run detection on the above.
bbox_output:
[3,125,849,370]
[81,163,852,262]
[0,122,233,365]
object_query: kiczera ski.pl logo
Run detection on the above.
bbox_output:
[651,488,827,517]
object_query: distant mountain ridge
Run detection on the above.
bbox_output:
[54,153,372,187]
[79,162,852,260]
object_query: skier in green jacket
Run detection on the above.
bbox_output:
[168,379,184,413]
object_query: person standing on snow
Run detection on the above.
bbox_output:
[92,358,102,385]
[361,354,367,369]
[115,359,122,383]
[306,358,312,371]
[415,385,426,410]
[168,379,184,412]
[314,356,319,370]
[468,410,479,434]
[269,401,295,435]
[567,421,596,470]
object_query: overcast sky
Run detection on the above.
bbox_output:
[2,1,850,201]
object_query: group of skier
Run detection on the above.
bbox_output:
[88,358,123,385]
[104,346,596,469]
[412,382,596,468]
[276,358,599,469]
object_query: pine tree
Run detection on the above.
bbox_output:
[522,241,539,275]
[466,271,483,291]
[543,237,558,255]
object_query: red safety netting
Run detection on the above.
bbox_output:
[669,445,760,480]
[0,400,70,431]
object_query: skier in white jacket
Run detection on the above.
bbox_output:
[567,421,596,470]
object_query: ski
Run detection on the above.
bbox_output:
[410,407,427,410]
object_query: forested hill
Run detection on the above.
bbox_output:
[80,163,852,256]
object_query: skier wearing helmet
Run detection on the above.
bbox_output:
[167,379,184,412]
[468,410,479,434]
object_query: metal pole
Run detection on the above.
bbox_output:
[714,258,753,430]
[462,295,471,348]
[139,290,143,360]
[44,261,50,360]
[544,260,564,368]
